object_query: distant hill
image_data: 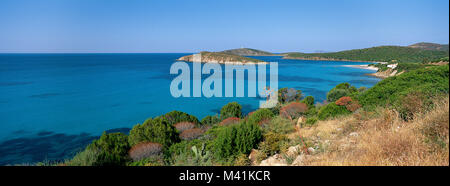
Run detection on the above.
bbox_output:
[222,48,273,56]
[408,42,449,51]
[177,51,266,64]
[284,45,449,63]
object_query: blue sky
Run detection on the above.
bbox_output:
[0,0,448,53]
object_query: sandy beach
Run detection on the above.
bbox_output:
[342,64,379,71]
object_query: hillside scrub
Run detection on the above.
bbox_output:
[295,96,449,166]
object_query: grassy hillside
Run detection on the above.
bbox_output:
[284,45,449,63]
[222,48,273,56]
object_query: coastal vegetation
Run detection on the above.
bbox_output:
[222,48,274,56]
[60,64,449,166]
[284,44,449,63]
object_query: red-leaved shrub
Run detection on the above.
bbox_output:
[174,122,195,132]
[128,142,163,161]
[219,117,240,126]
[179,128,204,140]
[279,102,308,120]
[335,96,352,106]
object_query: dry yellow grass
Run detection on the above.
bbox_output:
[294,97,449,166]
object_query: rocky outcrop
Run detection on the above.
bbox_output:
[368,68,399,78]
[177,51,267,64]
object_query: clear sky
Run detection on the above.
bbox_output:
[0,0,448,53]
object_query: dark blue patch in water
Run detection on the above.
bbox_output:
[0,132,97,165]
[105,127,131,135]
[0,81,33,87]
[29,93,63,98]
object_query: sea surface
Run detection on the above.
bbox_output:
[0,53,380,165]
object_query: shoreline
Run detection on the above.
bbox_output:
[341,64,379,71]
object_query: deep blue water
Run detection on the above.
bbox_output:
[0,53,380,165]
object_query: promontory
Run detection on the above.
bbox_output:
[177,51,268,64]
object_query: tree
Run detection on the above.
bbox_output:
[128,117,180,148]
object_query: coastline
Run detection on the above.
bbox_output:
[341,64,379,71]
[283,56,386,63]
[341,64,391,79]
[177,60,269,65]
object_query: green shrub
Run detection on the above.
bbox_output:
[201,115,220,126]
[128,117,180,147]
[159,110,200,126]
[213,121,262,162]
[258,132,288,156]
[278,88,303,104]
[301,96,315,107]
[318,103,351,120]
[220,102,242,120]
[66,145,101,166]
[73,132,131,166]
[262,116,295,134]
[358,65,449,109]
[247,108,274,126]
[326,83,357,102]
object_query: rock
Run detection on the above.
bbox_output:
[259,154,287,166]
[286,145,301,156]
[349,132,359,137]
[296,116,306,127]
[291,155,305,166]
[307,147,315,154]
[248,149,259,164]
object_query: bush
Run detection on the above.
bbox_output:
[201,115,220,126]
[174,122,195,133]
[278,88,303,104]
[258,132,288,156]
[219,117,240,126]
[160,110,200,126]
[220,102,242,120]
[247,108,274,126]
[128,142,163,161]
[301,96,315,107]
[128,117,180,148]
[326,83,357,102]
[318,103,351,120]
[66,146,101,166]
[335,96,352,106]
[83,132,131,166]
[180,128,204,140]
[279,102,308,120]
[213,121,262,162]
[262,116,295,134]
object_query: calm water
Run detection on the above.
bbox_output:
[0,53,380,165]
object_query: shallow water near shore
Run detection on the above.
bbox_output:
[0,53,380,165]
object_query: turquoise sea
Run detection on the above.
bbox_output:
[0,53,380,165]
